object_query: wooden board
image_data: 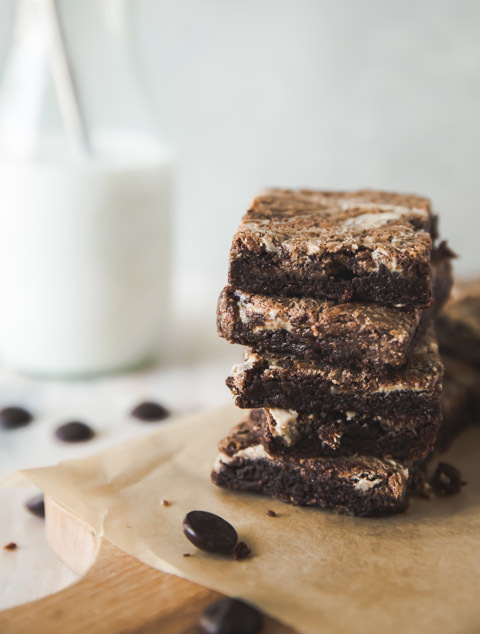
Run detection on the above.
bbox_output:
[0,497,295,633]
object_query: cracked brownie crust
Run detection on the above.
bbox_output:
[212,416,411,517]
[228,189,435,308]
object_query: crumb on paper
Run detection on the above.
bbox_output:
[266,509,277,517]
[4,542,17,551]
[183,553,192,557]
[161,499,171,507]
[431,462,467,496]
[233,541,252,561]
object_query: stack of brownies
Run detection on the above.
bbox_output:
[212,189,453,516]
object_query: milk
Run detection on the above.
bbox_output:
[0,133,173,376]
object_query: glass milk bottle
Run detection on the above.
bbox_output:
[0,0,173,376]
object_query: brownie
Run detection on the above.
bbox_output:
[254,406,438,461]
[212,416,411,517]
[437,355,480,450]
[228,189,435,308]
[227,324,443,421]
[218,286,421,370]
[437,278,480,368]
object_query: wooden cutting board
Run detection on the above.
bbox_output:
[0,497,294,634]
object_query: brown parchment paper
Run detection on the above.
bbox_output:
[3,403,480,634]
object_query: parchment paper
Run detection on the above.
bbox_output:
[3,403,480,634]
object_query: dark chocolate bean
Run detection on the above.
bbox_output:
[25,494,45,519]
[55,421,95,443]
[0,407,33,430]
[131,401,169,422]
[183,510,237,554]
[431,462,467,496]
[200,598,263,634]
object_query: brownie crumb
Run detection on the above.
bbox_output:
[161,499,170,507]
[4,542,17,551]
[431,462,467,496]
[183,553,192,557]
[233,541,252,561]
[266,509,277,517]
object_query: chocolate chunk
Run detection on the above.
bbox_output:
[431,462,467,496]
[25,494,45,519]
[130,401,169,422]
[200,597,263,634]
[233,541,252,561]
[0,407,33,430]
[55,421,95,443]
[183,510,238,554]
[4,542,17,551]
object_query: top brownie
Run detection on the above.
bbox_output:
[228,189,435,308]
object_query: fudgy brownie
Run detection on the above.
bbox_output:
[254,407,438,461]
[226,324,443,419]
[218,286,421,369]
[437,355,480,450]
[228,189,435,308]
[212,416,411,516]
[437,278,480,368]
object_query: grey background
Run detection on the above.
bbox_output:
[1,0,479,311]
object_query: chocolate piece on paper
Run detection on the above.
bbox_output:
[182,510,238,554]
